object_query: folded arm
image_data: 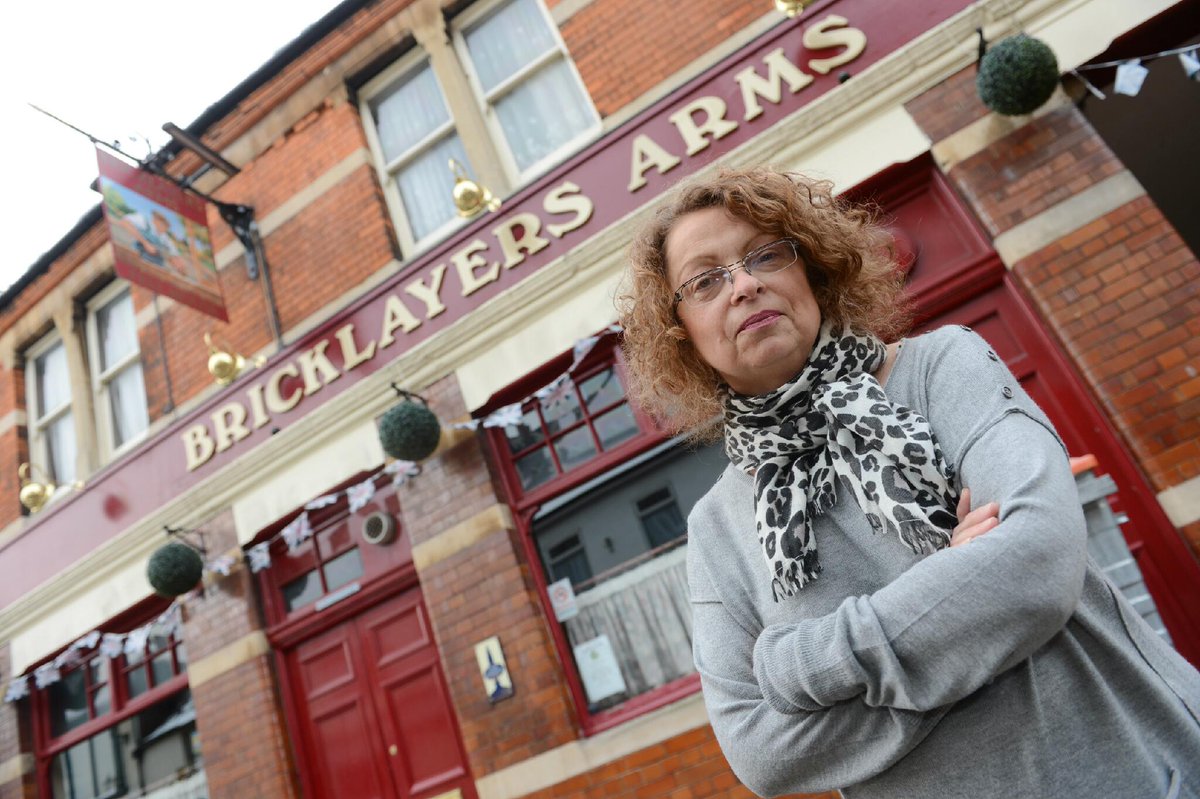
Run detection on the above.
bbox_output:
[752,410,1089,714]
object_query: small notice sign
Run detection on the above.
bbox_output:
[547,577,579,621]
[573,634,627,704]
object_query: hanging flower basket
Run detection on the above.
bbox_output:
[378,387,442,462]
[147,542,204,597]
[977,34,1060,116]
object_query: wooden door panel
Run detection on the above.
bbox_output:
[290,622,392,799]
[358,592,478,799]
[310,695,392,799]
[379,667,470,796]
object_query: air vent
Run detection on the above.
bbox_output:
[361,511,398,546]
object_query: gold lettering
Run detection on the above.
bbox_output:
[212,401,251,453]
[452,239,499,297]
[803,15,867,75]
[335,323,376,371]
[247,383,270,429]
[266,363,304,414]
[735,47,814,121]
[668,96,738,157]
[627,134,682,192]
[493,213,550,269]
[297,340,341,396]
[182,424,216,471]
[404,264,448,319]
[378,294,422,348]
[543,182,594,237]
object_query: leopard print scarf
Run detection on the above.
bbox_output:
[723,324,958,600]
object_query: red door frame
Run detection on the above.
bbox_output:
[854,156,1200,664]
[259,478,477,799]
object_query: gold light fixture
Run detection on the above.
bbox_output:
[204,333,265,387]
[774,0,814,17]
[449,158,501,219]
[18,462,56,514]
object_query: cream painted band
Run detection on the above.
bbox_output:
[214,147,372,270]
[931,88,1072,173]
[0,408,26,437]
[0,753,34,786]
[1158,475,1200,528]
[412,504,514,573]
[992,170,1145,267]
[187,630,271,689]
[475,692,708,799]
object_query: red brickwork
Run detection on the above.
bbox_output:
[903,65,989,145]
[0,645,36,799]
[182,509,299,799]
[907,64,1200,558]
[942,105,1123,238]
[520,724,837,799]
[0,365,28,528]
[1013,195,1200,490]
[395,375,579,775]
[562,0,764,118]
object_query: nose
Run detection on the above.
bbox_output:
[728,264,764,303]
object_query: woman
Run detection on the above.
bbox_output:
[617,167,1200,798]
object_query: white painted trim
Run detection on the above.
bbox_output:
[0,753,34,784]
[0,409,26,436]
[1159,475,1200,528]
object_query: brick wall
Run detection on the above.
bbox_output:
[562,0,764,118]
[0,365,28,529]
[905,66,1200,554]
[397,375,580,777]
[519,725,837,799]
[182,509,299,799]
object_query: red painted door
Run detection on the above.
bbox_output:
[288,589,477,799]
[919,276,1200,663]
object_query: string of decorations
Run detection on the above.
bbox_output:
[447,323,624,434]
[1070,43,1200,100]
[5,323,625,703]
[240,459,420,576]
[4,603,183,703]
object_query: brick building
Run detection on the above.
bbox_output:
[0,0,1197,797]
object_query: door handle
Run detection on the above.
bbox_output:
[388,744,398,757]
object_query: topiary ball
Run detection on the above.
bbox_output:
[378,400,442,462]
[147,542,204,597]
[977,34,1060,116]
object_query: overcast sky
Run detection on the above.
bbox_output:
[0,0,343,296]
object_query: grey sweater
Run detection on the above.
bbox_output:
[687,326,1200,799]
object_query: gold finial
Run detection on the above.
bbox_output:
[449,158,501,219]
[18,462,55,514]
[773,0,813,17]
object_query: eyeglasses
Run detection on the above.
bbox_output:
[672,239,800,307]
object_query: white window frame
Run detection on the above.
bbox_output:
[360,51,471,257]
[451,0,600,184]
[85,281,149,460]
[25,330,75,487]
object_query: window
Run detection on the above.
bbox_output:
[361,0,597,254]
[272,510,366,616]
[365,59,473,246]
[531,440,727,724]
[486,336,729,730]
[456,0,597,177]
[38,619,204,799]
[86,283,150,457]
[26,333,77,485]
[501,364,643,496]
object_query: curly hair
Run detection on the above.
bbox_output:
[616,166,912,438]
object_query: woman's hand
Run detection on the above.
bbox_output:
[950,488,999,547]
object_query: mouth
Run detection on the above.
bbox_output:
[738,310,781,334]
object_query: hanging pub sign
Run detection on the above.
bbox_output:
[96,148,229,321]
